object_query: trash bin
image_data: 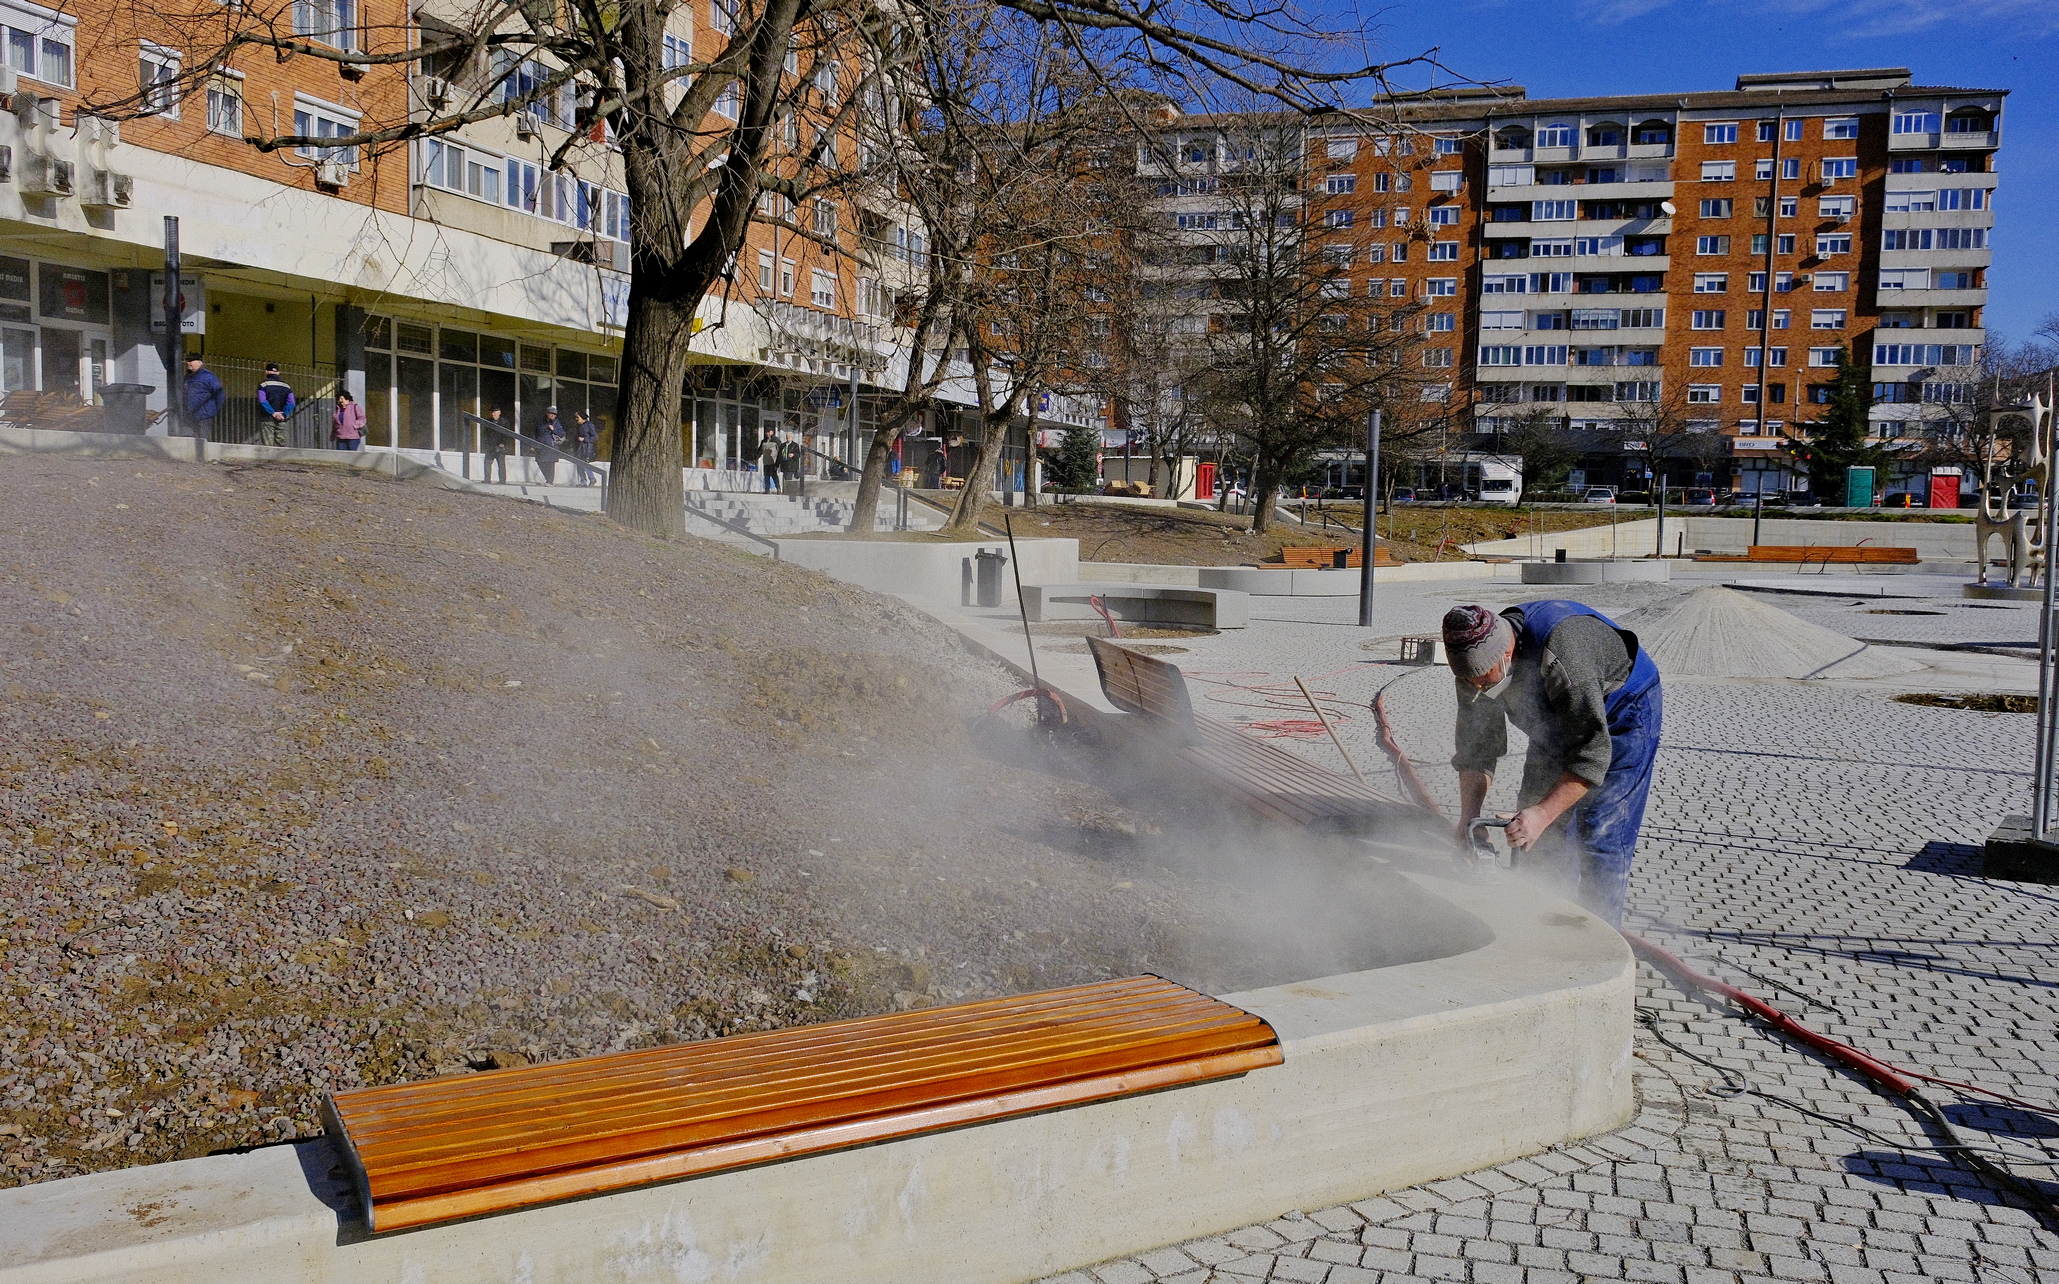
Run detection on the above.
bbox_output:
[99,383,155,435]
[973,548,1008,608]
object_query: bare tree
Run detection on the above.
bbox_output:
[87,0,1431,539]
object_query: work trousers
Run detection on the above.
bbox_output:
[1529,681,1662,927]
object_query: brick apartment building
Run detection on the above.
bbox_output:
[1139,67,2003,496]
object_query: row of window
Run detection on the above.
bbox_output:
[1688,308,1851,329]
[1481,308,1667,331]
[419,139,631,242]
[1481,346,1664,368]
[1882,228,1989,251]
[1483,272,1667,295]
[1872,343,1981,366]
[1696,158,1858,182]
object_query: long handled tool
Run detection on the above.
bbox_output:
[1293,676,1365,784]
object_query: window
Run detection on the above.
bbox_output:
[1428,206,1460,226]
[292,0,357,50]
[1703,123,1738,144]
[1530,238,1573,258]
[1689,347,1724,367]
[1616,380,1661,401]
[1326,209,1354,228]
[1779,196,1798,217]
[1700,161,1736,182]
[1425,278,1457,296]
[1430,171,1463,193]
[1365,209,1387,229]
[1480,346,1521,367]
[1936,270,1976,290]
[1878,268,1928,290]
[1874,343,1980,366]
[1363,245,1385,265]
[1893,111,1940,135]
[1824,117,1859,140]
[1390,242,1408,263]
[1814,272,1848,292]
[713,80,740,119]
[1937,187,1988,211]
[1423,349,1454,368]
[1688,385,1721,403]
[1483,275,1529,294]
[1622,307,1664,329]
[1691,309,1726,330]
[1820,195,1856,218]
[139,42,180,117]
[1536,123,1575,147]
[1781,158,1800,181]
[710,0,736,35]
[757,251,775,292]
[1777,235,1795,256]
[1319,277,1351,299]
[663,32,692,69]
[1524,345,1567,365]
[1784,119,1803,141]
[809,269,835,308]
[1370,173,1391,195]
[1890,157,1926,174]
[1696,236,1730,255]
[1532,199,1576,221]
[811,199,836,236]
[1700,198,1733,218]
[293,96,360,165]
[1390,280,1408,298]
[1822,158,1857,180]
[779,258,794,296]
[1936,227,1987,250]
[1435,136,1464,156]
[1744,347,1787,367]
[1693,273,1728,293]
[1755,159,1774,181]
[1747,308,1792,330]
[1572,346,1614,367]
[1815,234,1851,256]
[1482,310,1524,329]
[206,73,243,136]
[1427,242,1459,261]
[1575,236,1623,256]
[423,138,504,202]
[1326,137,1358,161]
[1325,174,1356,195]
[1418,312,1455,333]
[1809,347,1843,367]
[2,0,74,87]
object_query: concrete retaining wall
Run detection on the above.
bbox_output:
[1089,561,1497,590]
[0,872,1633,1284]
[1468,517,1978,563]
[1521,560,1672,585]
[771,538,1080,601]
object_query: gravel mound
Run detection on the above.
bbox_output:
[0,455,1455,1185]
[1618,586,1926,680]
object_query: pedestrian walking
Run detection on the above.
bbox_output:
[181,355,224,440]
[331,389,365,451]
[573,410,600,486]
[1443,599,1663,927]
[758,432,782,492]
[924,448,947,490]
[485,407,512,483]
[255,363,295,446]
[535,406,567,484]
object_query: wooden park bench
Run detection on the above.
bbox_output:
[1267,545,1402,570]
[325,975,1280,1233]
[1085,635,1425,833]
[1697,544,1919,565]
[0,389,101,432]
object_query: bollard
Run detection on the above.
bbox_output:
[973,548,1008,608]
[961,557,974,606]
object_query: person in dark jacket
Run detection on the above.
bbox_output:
[255,363,295,447]
[1443,600,1663,927]
[484,406,511,483]
[182,355,225,440]
[778,436,803,489]
[535,407,567,484]
[758,432,782,492]
[572,410,600,486]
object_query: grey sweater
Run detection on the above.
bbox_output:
[1452,608,1634,804]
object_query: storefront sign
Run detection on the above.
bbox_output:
[39,265,109,325]
[147,273,206,333]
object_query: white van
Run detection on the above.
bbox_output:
[1477,475,1522,506]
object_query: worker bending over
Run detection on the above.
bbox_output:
[1441,600,1662,926]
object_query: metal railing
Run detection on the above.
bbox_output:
[457,411,605,498]
[203,358,340,449]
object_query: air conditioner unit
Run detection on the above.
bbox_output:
[0,64,16,108]
[80,169,131,208]
[315,159,350,188]
[419,76,452,110]
[1834,213,1852,223]
[77,115,118,147]
[19,154,72,196]
[514,114,538,141]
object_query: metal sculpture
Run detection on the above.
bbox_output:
[1974,391,2052,588]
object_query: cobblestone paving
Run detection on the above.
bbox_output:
[1036,574,2059,1284]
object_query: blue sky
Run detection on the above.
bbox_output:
[1318,0,2055,344]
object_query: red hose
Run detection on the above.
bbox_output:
[1371,690,1441,813]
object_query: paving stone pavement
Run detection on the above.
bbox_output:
[1032,571,2059,1284]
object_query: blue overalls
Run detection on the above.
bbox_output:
[1509,599,1662,926]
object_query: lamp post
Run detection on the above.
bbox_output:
[1358,409,1380,627]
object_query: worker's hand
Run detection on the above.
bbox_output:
[1504,806,1552,851]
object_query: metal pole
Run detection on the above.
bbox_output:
[1753,98,1783,435]
[1655,472,1667,558]
[1753,487,1764,549]
[1358,410,1380,627]
[2036,394,2059,839]
[1294,676,1367,784]
[161,217,186,447]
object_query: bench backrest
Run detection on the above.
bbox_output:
[1087,636,1198,730]
[1273,546,1358,569]
[1747,544,1918,563]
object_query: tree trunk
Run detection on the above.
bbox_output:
[943,411,1010,533]
[849,402,920,534]
[1250,452,1282,534]
[603,287,694,540]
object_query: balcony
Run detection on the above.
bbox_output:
[1894,287,1987,309]
[1869,324,1986,346]
[1880,247,1991,271]
[1487,181,1674,202]
[1483,217,1670,238]
[758,301,891,377]
[1889,129,1999,152]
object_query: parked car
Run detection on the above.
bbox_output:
[1880,492,1927,509]
[1683,487,1717,506]
[1390,487,1417,504]
[1720,490,1758,506]
[1783,489,1817,506]
[1582,486,1618,504]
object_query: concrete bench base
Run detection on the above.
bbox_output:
[1198,566,1356,596]
[1021,582,1249,629]
[0,869,1631,1284]
[1520,559,1672,585]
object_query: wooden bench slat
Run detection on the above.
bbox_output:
[327,976,1280,1231]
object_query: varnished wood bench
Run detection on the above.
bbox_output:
[1698,544,1920,564]
[325,975,1280,1233]
[1085,636,1423,833]
[1268,546,1402,570]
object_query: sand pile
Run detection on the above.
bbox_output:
[1619,586,1926,680]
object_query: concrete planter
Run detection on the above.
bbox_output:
[1520,559,1673,585]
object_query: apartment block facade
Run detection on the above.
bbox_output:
[1145,68,2003,493]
